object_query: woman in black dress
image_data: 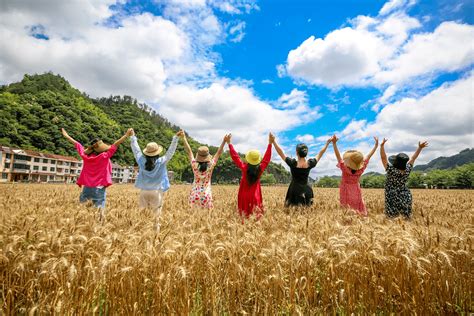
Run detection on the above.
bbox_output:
[272,134,332,206]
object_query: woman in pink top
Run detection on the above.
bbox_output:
[331,135,379,216]
[62,128,132,221]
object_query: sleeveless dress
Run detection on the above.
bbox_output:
[284,157,317,206]
[337,159,369,215]
[384,163,413,218]
[189,158,217,209]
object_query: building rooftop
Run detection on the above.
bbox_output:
[0,145,80,162]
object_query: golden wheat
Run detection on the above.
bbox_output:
[0,184,472,314]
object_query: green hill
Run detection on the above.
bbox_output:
[0,73,290,183]
[413,148,474,171]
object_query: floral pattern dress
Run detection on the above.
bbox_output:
[337,159,369,215]
[189,158,217,209]
[384,163,413,218]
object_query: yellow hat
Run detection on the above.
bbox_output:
[343,150,364,170]
[245,149,262,165]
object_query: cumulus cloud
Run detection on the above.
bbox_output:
[157,83,322,151]
[228,21,246,42]
[339,73,473,167]
[284,1,474,89]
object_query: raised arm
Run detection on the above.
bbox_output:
[380,138,388,170]
[61,128,78,144]
[331,135,342,162]
[181,133,194,162]
[213,134,228,162]
[272,134,287,161]
[315,137,332,162]
[260,133,274,171]
[162,131,181,164]
[129,129,142,162]
[227,134,245,170]
[365,136,379,161]
[113,128,133,147]
[408,141,428,166]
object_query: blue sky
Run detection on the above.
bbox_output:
[0,0,473,175]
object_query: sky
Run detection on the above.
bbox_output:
[0,0,473,176]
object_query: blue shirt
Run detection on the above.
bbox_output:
[130,135,178,191]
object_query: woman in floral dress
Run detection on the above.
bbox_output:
[182,133,229,209]
[380,138,428,218]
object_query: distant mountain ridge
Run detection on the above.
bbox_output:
[0,73,290,183]
[414,148,474,171]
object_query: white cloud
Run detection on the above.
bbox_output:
[157,83,322,151]
[375,22,474,84]
[336,73,474,171]
[284,1,474,89]
[0,11,187,100]
[379,0,416,16]
[295,134,315,143]
[325,104,338,112]
[261,79,274,84]
[373,84,397,111]
[228,21,246,42]
[277,88,308,108]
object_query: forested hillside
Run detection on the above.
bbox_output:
[0,73,290,183]
[414,148,474,171]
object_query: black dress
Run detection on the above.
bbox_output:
[384,163,413,218]
[284,157,317,206]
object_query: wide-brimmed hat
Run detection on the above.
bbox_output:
[389,153,409,170]
[84,139,110,155]
[143,142,163,157]
[245,149,262,165]
[196,146,212,162]
[343,150,364,170]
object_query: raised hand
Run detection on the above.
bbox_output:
[126,128,134,137]
[331,134,339,143]
[176,130,185,138]
[226,133,232,144]
[326,136,333,145]
[223,133,231,143]
[61,128,68,137]
[381,138,388,146]
[418,141,428,149]
[373,136,379,145]
[269,132,275,144]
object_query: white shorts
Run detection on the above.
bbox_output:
[139,190,164,214]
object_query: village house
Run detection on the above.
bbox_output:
[0,145,137,184]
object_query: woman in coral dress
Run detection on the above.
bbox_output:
[331,135,379,216]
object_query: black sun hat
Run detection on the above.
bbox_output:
[389,153,409,170]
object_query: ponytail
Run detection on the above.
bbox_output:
[145,155,158,171]
[246,164,261,185]
[198,162,209,172]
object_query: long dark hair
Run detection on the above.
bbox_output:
[198,161,209,172]
[246,164,261,185]
[145,155,159,171]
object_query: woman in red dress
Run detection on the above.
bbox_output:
[227,133,274,219]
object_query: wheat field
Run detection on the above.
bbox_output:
[0,184,472,314]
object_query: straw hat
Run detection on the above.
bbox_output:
[84,139,110,155]
[343,150,364,170]
[143,142,163,157]
[196,146,212,162]
[389,153,409,170]
[245,149,262,165]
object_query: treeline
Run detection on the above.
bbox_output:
[0,73,290,183]
[315,163,474,189]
